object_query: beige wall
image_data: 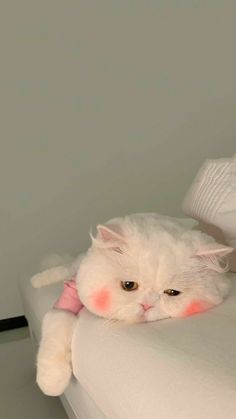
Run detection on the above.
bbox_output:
[1,1,236,319]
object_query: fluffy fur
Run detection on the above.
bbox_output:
[32,213,233,395]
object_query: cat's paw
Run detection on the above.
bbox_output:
[37,359,72,396]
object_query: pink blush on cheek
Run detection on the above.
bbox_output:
[92,288,111,312]
[181,300,211,317]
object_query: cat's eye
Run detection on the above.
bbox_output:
[164,289,181,296]
[121,281,139,291]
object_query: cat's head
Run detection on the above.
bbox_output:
[77,214,233,323]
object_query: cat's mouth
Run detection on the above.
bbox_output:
[140,306,171,322]
[139,305,156,321]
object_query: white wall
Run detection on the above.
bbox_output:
[0,1,236,319]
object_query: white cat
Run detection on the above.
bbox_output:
[32,213,233,396]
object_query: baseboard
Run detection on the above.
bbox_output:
[0,315,28,332]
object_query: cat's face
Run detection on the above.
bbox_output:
[77,215,232,323]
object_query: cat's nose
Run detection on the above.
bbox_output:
[141,303,154,311]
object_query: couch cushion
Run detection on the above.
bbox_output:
[72,274,236,419]
[20,270,236,419]
[20,277,64,341]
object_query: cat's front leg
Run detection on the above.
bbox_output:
[36,308,77,396]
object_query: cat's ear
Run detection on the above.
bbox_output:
[91,224,126,253]
[193,243,233,272]
[96,224,124,242]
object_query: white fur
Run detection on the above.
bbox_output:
[78,213,232,322]
[34,213,233,395]
[31,254,84,288]
[36,309,77,396]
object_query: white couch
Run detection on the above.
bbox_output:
[20,270,236,419]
